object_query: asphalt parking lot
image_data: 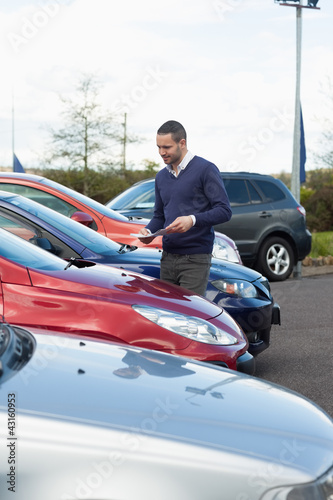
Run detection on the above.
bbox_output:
[255,272,333,418]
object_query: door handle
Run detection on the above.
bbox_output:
[259,211,272,218]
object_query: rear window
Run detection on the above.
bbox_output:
[255,180,286,202]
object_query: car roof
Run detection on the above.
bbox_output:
[0,172,276,181]
[0,172,45,181]
[220,171,279,180]
[131,177,155,186]
[132,172,279,183]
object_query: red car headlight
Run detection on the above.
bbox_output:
[132,305,238,345]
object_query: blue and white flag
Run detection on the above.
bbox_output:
[300,106,306,184]
[13,154,25,173]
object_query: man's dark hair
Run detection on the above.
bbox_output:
[157,120,187,143]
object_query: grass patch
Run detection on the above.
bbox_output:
[309,232,333,258]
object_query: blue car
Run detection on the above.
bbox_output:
[0,190,280,355]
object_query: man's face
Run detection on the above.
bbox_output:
[156,133,186,168]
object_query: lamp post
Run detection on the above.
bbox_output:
[291,1,302,204]
[274,0,320,277]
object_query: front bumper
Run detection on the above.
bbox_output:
[207,351,255,376]
[272,302,281,325]
[236,351,256,375]
[245,302,281,356]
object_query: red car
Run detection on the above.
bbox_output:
[0,173,242,264]
[0,228,254,373]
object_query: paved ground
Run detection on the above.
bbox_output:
[254,272,333,418]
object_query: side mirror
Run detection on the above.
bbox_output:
[70,211,94,227]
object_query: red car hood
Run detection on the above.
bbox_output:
[27,264,223,321]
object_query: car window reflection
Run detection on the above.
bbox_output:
[113,348,196,379]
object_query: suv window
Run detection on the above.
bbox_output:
[223,179,250,205]
[254,180,286,203]
[223,179,262,206]
[247,182,262,203]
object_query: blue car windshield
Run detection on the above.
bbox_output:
[39,177,129,222]
[107,180,155,210]
[8,194,121,256]
[0,229,66,270]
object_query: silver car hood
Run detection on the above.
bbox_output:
[1,330,333,499]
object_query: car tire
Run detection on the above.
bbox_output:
[258,237,294,282]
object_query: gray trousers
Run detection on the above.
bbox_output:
[160,251,212,296]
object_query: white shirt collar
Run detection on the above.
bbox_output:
[166,150,194,177]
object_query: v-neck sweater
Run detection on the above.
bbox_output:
[146,155,232,254]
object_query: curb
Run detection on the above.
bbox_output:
[302,256,333,267]
[301,256,333,277]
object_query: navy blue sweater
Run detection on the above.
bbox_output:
[146,156,232,254]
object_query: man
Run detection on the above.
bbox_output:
[138,120,231,295]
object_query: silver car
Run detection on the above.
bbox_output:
[0,321,332,500]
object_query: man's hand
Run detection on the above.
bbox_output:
[165,216,193,234]
[137,228,155,245]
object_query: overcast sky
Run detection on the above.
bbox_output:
[1,0,332,176]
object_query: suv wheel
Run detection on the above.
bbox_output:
[258,237,294,282]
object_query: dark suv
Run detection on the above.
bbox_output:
[106,172,312,281]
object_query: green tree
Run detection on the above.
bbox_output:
[42,74,133,197]
[140,158,159,176]
[303,185,333,232]
[304,168,333,191]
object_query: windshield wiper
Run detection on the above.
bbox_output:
[64,257,77,270]
[127,215,144,221]
[64,257,96,270]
